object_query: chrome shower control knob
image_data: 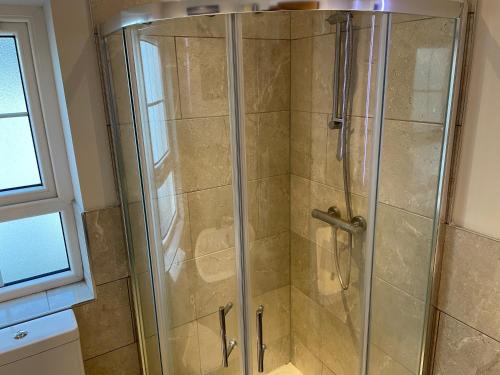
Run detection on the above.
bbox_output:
[328,206,341,218]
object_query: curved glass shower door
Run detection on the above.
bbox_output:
[102,4,463,375]
[237,10,385,375]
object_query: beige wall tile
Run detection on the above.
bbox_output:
[188,185,234,257]
[375,203,434,301]
[290,232,362,328]
[85,206,129,286]
[291,111,328,184]
[291,287,321,355]
[438,226,500,341]
[84,343,141,375]
[192,248,237,318]
[252,286,290,344]
[386,18,455,124]
[197,310,241,374]
[433,313,500,375]
[243,39,290,113]
[321,365,335,375]
[247,180,259,241]
[290,232,316,298]
[168,321,202,375]
[171,117,232,194]
[257,175,290,239]
[250,232,290,296]
[291,34,334,113]
[319,306,361,375]
[75,279,135,359]
[326,116,373,196]
[176,37,228,118]
[378,120,444,217]
[370,277,425,373]
[255,335,291,375]
[139,14,226,38]
[291,334,323,374]
[257,111,290,178]
[290,174,311,240]
[245,114,258,181]
[247,111,290,180]
[166,253,196,328]
[367,344,413,375]
[290,10,334,39]
[242,12,291,39]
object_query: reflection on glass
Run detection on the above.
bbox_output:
[158,172,177,239]
[0,212,69,285]
[0,37,41,191]
[140,40,170,163]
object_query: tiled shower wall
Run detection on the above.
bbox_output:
[76,207,140,374]
[289,11,455,375]
[432,3,500,373]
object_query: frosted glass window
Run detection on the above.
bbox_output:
[0,212,69,286]
[0,36,42,191]
[0,117,41,190]
[0,37,27,114]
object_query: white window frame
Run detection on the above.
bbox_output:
[0,8,82,302]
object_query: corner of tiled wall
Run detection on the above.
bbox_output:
[75,206,141,375]
[433,225,500,373]
[431,2,500,373]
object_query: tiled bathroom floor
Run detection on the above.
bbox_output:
[267,363,303,375]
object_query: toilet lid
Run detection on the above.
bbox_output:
[0,310,79,366]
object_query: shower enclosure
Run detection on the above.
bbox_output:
[99,1,467,374]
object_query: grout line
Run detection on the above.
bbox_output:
[83,341,137,362]
[438,310,500,344]
[289,172,436,221]
[94,275,131,288]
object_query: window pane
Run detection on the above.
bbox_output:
[0,212,69,286]
[0,116,41,190]
[0,37,27,114]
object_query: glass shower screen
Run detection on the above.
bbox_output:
[102,4,462,375]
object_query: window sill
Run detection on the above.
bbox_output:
[0,280,94,329]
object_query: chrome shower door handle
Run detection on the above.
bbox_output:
[256,305,266,372]
[219,302,236,367]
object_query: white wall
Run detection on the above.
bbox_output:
[43,0,117,211]
[452,0,500,239]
